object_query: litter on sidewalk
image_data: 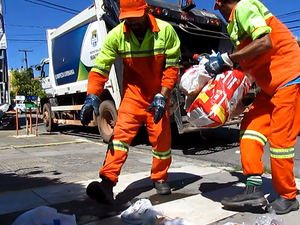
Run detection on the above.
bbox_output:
[120,198,192,225]
[222,210,284,225]
[11,206,77,225]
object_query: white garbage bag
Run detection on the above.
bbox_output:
[179,57,211,96]
[121,199,163,225]
[12,206,77,225]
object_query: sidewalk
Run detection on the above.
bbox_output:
[0,124,92,150]
[0,164,299,225]
[0,125,299,225]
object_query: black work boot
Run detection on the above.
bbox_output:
[154,181,171,195]
[221,185,268,208]
[86,176,114,204]
[266,196,299,215]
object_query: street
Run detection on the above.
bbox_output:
[0,116,300,224]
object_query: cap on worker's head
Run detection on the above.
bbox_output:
[119,0,148,19]
[214,0,221,10]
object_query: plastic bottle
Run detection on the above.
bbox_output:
[254,209,283,225]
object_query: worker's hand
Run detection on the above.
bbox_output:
[80,94,101,126]
[147,93,167,124]
[205,52,233,76]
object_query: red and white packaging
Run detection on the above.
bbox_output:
[186,69,252,128]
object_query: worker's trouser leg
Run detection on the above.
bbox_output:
[269,84,300,199]
[146,107,171,182]
[100,99,171,184]
[240,84,300,199]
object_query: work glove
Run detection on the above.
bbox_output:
[204,52,233,76]
[80,94,101,126]
[147,93,167,124]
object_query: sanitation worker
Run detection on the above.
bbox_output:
[205,0,300,215]
[80,0,180,204]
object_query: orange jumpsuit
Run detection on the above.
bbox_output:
[228,0,300,199]
[87,14,180,184]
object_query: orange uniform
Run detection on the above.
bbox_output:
[228,0,300,199]
[87,14,180,184]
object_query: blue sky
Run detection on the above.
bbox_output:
[4,0,300,72]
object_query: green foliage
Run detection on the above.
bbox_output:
[297,39,300,46]
[11,69,46,99]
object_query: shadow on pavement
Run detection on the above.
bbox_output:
[0,171,202,225]
[0,171,126,225]
[200,172,277,214]
[172,127,240,156]
[129,125,241,157]
[0,171,63,193]
[115,172,202,205]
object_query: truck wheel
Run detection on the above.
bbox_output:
[98,100,117,143]
[43,103,57,132]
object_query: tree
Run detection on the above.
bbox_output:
[297,39,300,47]
[11,69,46,99]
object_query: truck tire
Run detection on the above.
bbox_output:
[98,100,117,143]
[42,103,57,132]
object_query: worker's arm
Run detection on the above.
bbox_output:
[229,33,273,63]
[147,24,180,124]
[205,1,273,75]
[87,28,119,96]
[160,24,181,99]
[230,1,273,62]
[81,28,119,125]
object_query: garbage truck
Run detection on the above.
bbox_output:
[36,0,244,143]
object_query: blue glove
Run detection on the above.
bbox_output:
[147,93,167,124]
[80,94,101,126]
[205,52,233,76]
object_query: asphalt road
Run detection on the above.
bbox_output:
[5,114,300,178]
[57,121,300,178]
[1,115,300,225]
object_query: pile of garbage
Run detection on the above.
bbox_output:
[11,199,285,225]
[120,199,192,225]
[179,54,253,128]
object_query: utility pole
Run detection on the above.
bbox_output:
[19,49,33,70]
[0,0,9,104]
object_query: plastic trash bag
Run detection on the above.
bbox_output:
[179,57,211,96]
[121,199,163,225]
[222,210,284,225]
[186,68,252,128]
[254,211,284,225]
[12,206,77,225]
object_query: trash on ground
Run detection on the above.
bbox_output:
[222,210,284,225]
[12,205,77,225]
[120,198,192,225]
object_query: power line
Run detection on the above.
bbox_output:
[5,23,54,28]
[36,0,80,13]
[8,34,45,37]
[277,10,300,18]
[24,0,78,15]
[282,19,300,24]
[288,25,300,30]
[7,39,46,42]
